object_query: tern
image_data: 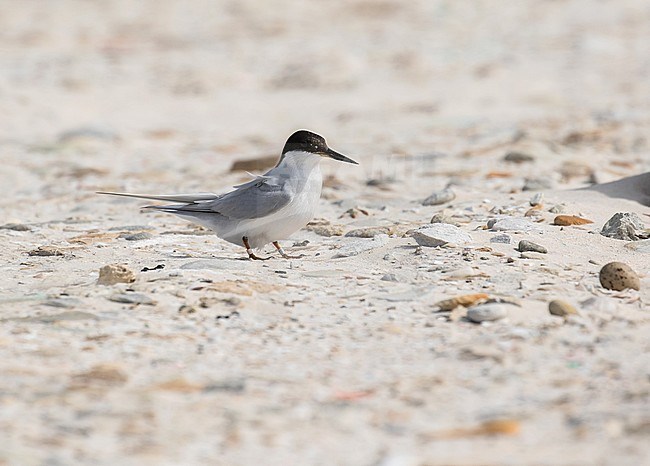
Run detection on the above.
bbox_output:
[98,130,358,260]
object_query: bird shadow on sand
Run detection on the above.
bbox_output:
[579,172,650,207]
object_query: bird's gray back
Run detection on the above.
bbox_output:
[160,175,294,220]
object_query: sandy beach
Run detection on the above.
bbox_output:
[1,1,649,465]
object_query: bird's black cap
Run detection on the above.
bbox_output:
[282,130,358,164]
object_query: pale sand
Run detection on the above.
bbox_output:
[1,1,649,465]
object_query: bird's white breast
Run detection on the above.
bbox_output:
[228,151,323,248]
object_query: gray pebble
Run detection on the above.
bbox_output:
[529,193,544,206]
[109,225,152,232]
[422,188,456,206]
[58,126,119,143]
[517,240,547,253]
[467,304,507,323]
[410,224,472,247]
[345,226,392,238]
[28,246,64,257]
[600,212,648,241]
[503,151,535,163]
[490,234,512,244]
[490,217,543,233]
[0,223,31,231]
[380,273,399,282]
[109,293,156,305]
[548,204,566,214]
[119,232,154,241]
[523,178,553,191]
[430,213,459,226]
[204,378,246,393]
[44,297,81,309]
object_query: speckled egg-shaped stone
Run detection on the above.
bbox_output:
[599,262,640,291]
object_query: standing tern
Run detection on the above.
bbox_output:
[98,130,358,260]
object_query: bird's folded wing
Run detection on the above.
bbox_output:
[170,176,292,220]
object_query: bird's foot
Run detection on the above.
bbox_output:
[272,241,305,260]
[247,251,271,261]
[280,252,305,259]
[242,236,271,261]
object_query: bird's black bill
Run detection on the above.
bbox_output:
[325,148,358,165]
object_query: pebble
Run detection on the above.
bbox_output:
[380,273,399,282]
[97,264,136,285]
[306,224,345,237]
[600,212,648,241]
[517,240,547,253]
[489,217,543,233]
[204,378,246,393]
[333,234,389,258]
[345,226,393,238]
[548,300,578,317]
[109,293,156,305]
[58,126,119,144]
[599,262,640,291]
[118,232,154,241]
[523,178,553,191]
[430,213,459,226]
[548,204,566,214]
[491,234,512,244]
[467,304,508,323]
[109,225,151,232]
[410,224,472,247]
[553,215,593,226]
[503,151,535,163]
[44,297,81,309]
[529,192,544,206]
[422,188,456,206]
[28,246,64,257]
[0,223,31,231]
[366,177,396,188]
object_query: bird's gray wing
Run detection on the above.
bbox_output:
[158,175,293,220]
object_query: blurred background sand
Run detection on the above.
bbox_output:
[1,1,649,465]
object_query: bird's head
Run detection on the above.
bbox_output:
[282,130,358,165]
